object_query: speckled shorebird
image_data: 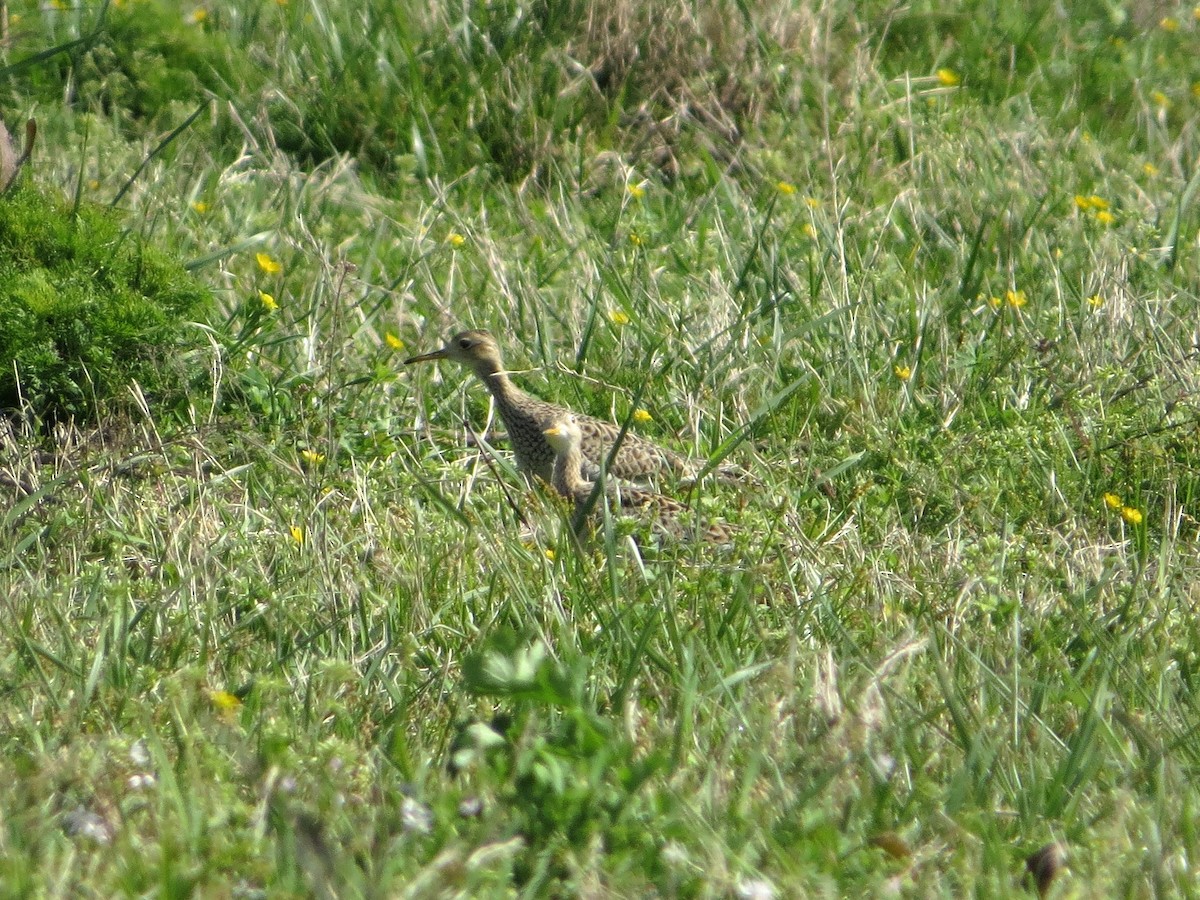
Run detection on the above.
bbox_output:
[405,329,729,485]
[543,416,735,546]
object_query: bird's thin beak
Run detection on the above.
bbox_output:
[544,427,560,437]
[404,347,449,365]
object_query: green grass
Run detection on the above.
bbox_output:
[0,181,211,423]
[2,0,1200,895]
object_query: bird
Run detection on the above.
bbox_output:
[543,415,735,546]
[404,329,733,486]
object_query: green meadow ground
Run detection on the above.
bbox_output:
[2,0,1200,895]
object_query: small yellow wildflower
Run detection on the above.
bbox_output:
[385,332,405,350]
[776,181,797,196]
[1142,162,1159,177]
[608,309,630,326]
[629,231,643,246]
[894,364,912,381]
[628,182,647,200]
[936,68,961,87]
[1160,16,1179,31]
[804,196,821,209]
[256,252,282,275]
[191,8,208,24]
[289,525,304,545]
[191,200,208,214]
[801,223,818,240]
[1088,195,1109,211]
[1195,4,1200,21]
[87,179,100,191]
[633,408,653,424]
[1103,492,1122,510]
[258,291,277,311]
[209,689,241,712]
[987,295,1002,309]
[1121,506,1143,525]
[1087,294,1104,308]
[1074,195,1092,211]
[1192,81,1200,100]
[445,232,465,247]
[1151,90,1170,109]
[300,449,325,466]
[545,549,556,561]
[1094,210,1116,226]
[1006,289,1028,308]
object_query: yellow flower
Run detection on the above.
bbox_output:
[191,200,208,214]
[544,549,556,561]
[445,232,465,247]
[256,252,282,274]
[1006,289,1027,308]
[289,525,304,545]
[894,364,912,381]
[608,309,630,326]
[1088,195,1109,211]
[628,182,647,200]
[629,231,643,246]
[1192,82,1200,100]
[87,179,100,191]
[1103,492,1122,510]
[1087,294,1104,308]
[987,295,1002,309]
[1094,210,1116,226]
[633,408,653,424]
[776,181,796,195]
[804,196,821,209]
[258,290,277,311]
[191,8,208,24]
[209,689,241,712]
[1151,90,1170,109]
[1160,16,1179,31]
[801,223,817,240]
[1195,5,1200,21]
[1121,506,1143,525]
[385,332,405,350]
[936,68,961,87]
[300,449,325,466]
[1142,162,1159,177]
[1074,195,1091,211]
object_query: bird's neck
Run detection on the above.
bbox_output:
[553,445,589,497]
[475,366,519,404]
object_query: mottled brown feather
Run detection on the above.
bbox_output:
[544,415,735,546]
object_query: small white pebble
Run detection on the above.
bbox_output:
[401,796,433,834]
[62,806,113,844]
[129,739,150,767]
[127,773,156,791]
[735,877,777,900]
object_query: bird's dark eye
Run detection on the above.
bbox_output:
[458,338,472,349]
